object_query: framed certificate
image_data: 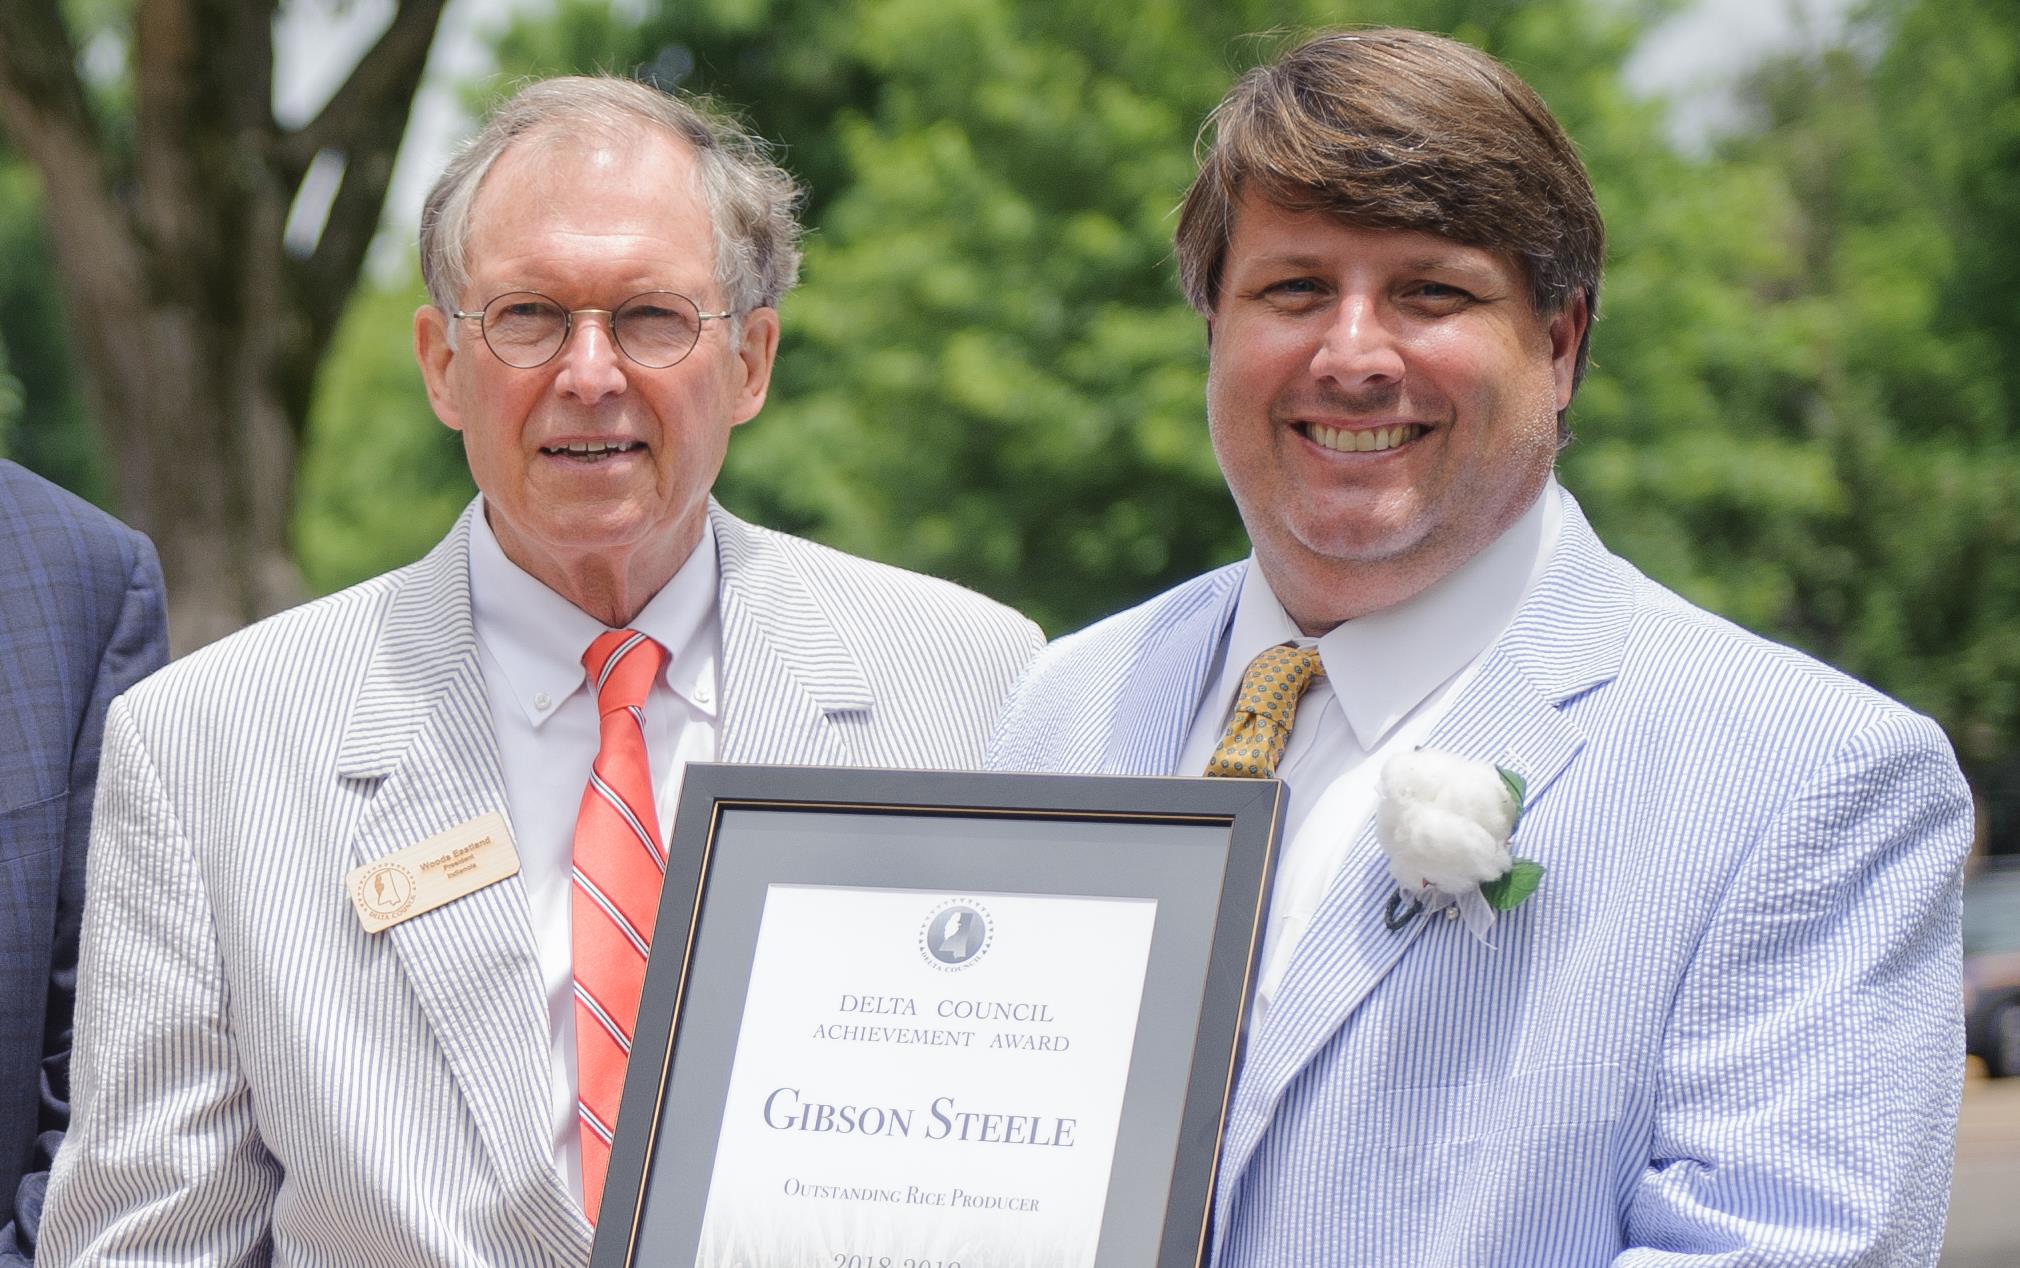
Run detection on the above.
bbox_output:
[591,765,1283,1268]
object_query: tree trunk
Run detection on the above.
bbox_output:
[22,110,309,651]
[115,286,307,654]
[0,0,449,652]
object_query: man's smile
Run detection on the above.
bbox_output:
[1300,421,1428,454]
[539,440,646,463]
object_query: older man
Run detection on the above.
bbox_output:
[42,78,1039,1265]
[993,30,1972,1266]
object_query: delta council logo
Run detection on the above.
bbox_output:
[355,861,417,922]
[919,898,992,971]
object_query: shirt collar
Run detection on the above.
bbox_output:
[468,500,722,727]
[1216,476,1562,751]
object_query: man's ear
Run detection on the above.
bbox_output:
[415,305,464,431]
[1547,293,1591,411]
[730,306,782,426]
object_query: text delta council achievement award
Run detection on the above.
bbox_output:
[696,885,1157,1266]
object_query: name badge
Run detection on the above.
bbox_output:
[347,811,520,934]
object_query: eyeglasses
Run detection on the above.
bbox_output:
[451,291,733,369]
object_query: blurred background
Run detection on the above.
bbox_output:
[0,0,2014,1258]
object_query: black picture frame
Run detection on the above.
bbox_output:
[590,764,1283,1268]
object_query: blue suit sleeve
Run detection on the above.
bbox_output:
[1617,708,1974,1265]
[0,530,167,1265]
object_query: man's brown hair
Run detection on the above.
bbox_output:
[1175,28,1604,393]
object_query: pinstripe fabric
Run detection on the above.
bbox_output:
[992,486,1974,1267]
[569,630,666,1221]
[0,462,167,1265]
[40,498,1041,1268]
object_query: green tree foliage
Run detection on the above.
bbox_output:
[482,0,1683,632]
[0,150,99,497]
[0,339,19,456]
[293,271,472,592]
[1565,0,2019,779]
[487,0,1232,630]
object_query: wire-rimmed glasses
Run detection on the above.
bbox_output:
[451,291,733,369]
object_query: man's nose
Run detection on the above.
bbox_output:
[552,312,628,403]
[1309,295,1405,387]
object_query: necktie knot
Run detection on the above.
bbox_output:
[1206,642,1325,779]
[1234,642,1323,729]
[583,630,665,716]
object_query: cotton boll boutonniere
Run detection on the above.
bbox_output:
[1375,748,1545,942]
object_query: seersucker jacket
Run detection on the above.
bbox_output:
[40,499,1041,1268]
[990,486,1973,1268]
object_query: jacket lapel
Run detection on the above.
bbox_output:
[1211,654,1588,1224]
[710,502,872,766]
[1208,494,1633,1239]
[1106,565,1243,775]
[334,507,591,1262]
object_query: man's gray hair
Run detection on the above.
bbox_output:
[419,75,803,320]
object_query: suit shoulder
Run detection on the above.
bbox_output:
[1525,494,1923,740]
[718,512,1042,657]
[1023,564,1242,687]
[1555,562,1959,799]
[1624,569,1916,723]
[0,460,155,590]
[121,564,408,718]
[989,565,1239,772]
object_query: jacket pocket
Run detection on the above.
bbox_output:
[1373,1061,1627,1147]
[0,789,67,862]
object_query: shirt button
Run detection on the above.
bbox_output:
[694,684,713,704]
[533,691,552,711]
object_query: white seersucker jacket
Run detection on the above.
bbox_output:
[42,499,1042,1268]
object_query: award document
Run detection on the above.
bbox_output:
[593,766,1283,1268]
[697,885,1157,1265]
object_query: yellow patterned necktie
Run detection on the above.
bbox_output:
[1205,643,1326,778]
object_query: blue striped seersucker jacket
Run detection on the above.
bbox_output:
[40,499,1041,1267]
[990,486,1974,1267]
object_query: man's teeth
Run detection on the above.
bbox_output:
[1307,423,1425,453]
[546,441,641,458]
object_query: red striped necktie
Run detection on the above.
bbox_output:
[570,629,668,1222]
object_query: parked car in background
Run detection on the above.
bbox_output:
[1964,858,2020,1076]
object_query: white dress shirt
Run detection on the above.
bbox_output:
[467,504,722,1201]
[1177,480,1563,1024]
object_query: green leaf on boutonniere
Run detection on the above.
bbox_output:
[1480,858,1546,912]
[1496,766,1528,825]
